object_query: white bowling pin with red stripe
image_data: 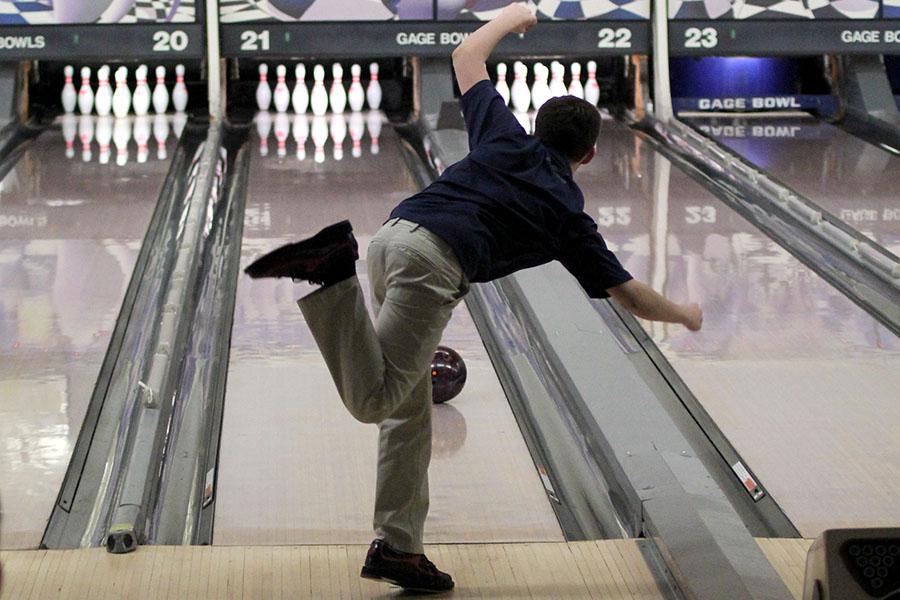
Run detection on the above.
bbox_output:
[292,64,309,114]
[274,65,290,113]
[568,63,584,99]
[62,66,77,113]
[585,61,600,106]
[132,65,151,117]
[330,63,347,114]
[112,67,131,118]
[172,64,188,112]
[256,64,272,112]
[510,61,530,113]
[153,66,169,114]
[366,63,382,111]
[549,61,566,98]
[348,64,365,112]
[78,67,94,115]
[310,65,328,116]
[495,63,510,106]
[95,65,113,117]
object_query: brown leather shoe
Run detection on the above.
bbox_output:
[244,220,358,285]
[360,539,454,593]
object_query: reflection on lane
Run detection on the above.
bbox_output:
[688,115,900,252]
[214,113,562,546]
[577,120,900,538]
[0,120,180,549]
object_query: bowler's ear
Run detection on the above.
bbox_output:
[580,147,596,165]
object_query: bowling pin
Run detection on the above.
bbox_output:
[113,116,131,166]
[366,63,382,111]
[330,63,347,114]
[132,65,151,117]
[510,61,530,113]
[549,61,566,98]
[585,60,600,106]
[95,65,112,117]
[152,66,169,114]
[310,64,328,116]
[96,115,112,164]
[256,64,272,112]
[154,113,169,160]
[330,113,346,160]
[531,63,551,111]
[292,113,309,161]
[495,63,510,106]
[172,64,188,112]
[78,114,94,162]
[568,63,584,99]
[256,111,272,157]
[62,113,77,158]
[61,65,77,113]
[78,67,94,115]
[311,115,328,163]
[292,64,309,114]
[348,64,365,112]
[348,111,364,158]
[366,110,382,155]
[273,112,290,158]
[112,66,131,118]
[273,64,290,113]
[133,115,150,163]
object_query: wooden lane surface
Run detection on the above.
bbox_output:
[756,538,814,600]
[0,540,667,599]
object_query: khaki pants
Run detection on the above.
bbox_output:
[297,218,469,554]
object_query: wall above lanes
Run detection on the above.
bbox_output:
[669,0,900,56]
[0,0,205,60]
[218,0,650,57]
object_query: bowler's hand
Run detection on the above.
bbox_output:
[681,303,703,331]
[499,2,538,34]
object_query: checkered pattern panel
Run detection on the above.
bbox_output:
[219,0,271,23]
[220,0,399,22]
[535,0,650,19]
[0,0,194,24]
[122,0,196,23]
[670,0,878,18]
[0,1,54,25]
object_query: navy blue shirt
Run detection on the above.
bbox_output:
[390,79,632,299]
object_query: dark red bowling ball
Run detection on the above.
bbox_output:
[431,345,466,404]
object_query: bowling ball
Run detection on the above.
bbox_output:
[431,345,466,404]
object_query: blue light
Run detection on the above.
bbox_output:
[671,57,799,98]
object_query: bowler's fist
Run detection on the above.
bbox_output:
[500,2,538,34]
[681,303,703,332]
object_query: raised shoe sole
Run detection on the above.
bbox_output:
[244,220,355,280]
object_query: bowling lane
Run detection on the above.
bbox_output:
[213,112,563,545]
[0,115,181,549]
[686,114,900,253]
[579,119,900,538]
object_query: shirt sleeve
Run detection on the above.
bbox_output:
[557,212,633,299]
[460,80,528,150]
